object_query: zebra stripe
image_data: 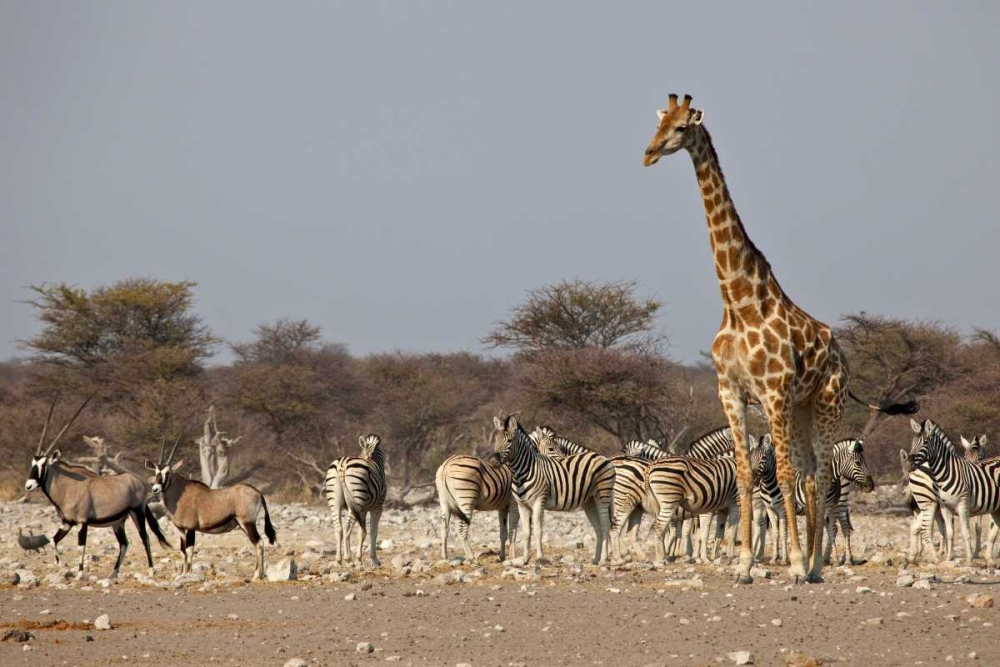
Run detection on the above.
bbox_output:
[646,445,766,563]
[907,421,1000,564]
[491,414,615,565]
[435,454,520,562]
[530,426,595,456]
[324,434,387,566]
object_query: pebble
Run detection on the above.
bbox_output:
[855,586,872,594]
[268,558,298,582]
[967,593,994,608]
[895,575,915,588]
[94,614,112,631]
[913,579,933,590]
[727,650,754,665]
[283,660,308,667]
[862,618,883,626]
[356,642,374,654]
[14,569,38,588]
[345,593,357,601]
[770,618,783,627]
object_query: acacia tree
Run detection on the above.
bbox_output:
[21,279,216,443]
[229,319,363,448]
[486,279,676,444]
[836,313,963,438]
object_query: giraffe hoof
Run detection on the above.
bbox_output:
[734,575,754,586]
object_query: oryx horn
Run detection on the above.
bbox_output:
[36,394,59,455]
[45,393,95,456]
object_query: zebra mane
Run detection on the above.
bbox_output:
[834,438,863,454]
[919,420,960,457]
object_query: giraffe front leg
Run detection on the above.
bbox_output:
[771,407,807,581]
[807,391,840,583]
[718,382,754,583]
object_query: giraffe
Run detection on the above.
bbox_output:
[642,93,918,583]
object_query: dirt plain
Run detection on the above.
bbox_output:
[2,489,999,667]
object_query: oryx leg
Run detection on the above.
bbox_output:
[111,524,129,578]
[183,529,197,573]
[130,508,155,576]
[51,522,72,568]
[240,518,265,580]
[76,524,89,577]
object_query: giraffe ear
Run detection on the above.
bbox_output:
[691,109,705,125]
[910,419,922,434]
[656,109,667,121]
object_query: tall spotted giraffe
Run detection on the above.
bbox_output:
[643,94,917,583]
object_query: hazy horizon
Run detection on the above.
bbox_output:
[2,2,998,365]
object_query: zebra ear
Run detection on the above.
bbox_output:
[748,434,759,450]
[493,416,504,431]
[359,435,367,447]
[899,449,909,463]
[507,415,519,431]
[853,440,864,454]
[910,419,922,434]
[961,436,972,449]
[762,434,772,448]
[981,435,988,447]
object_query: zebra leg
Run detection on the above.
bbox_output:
[76,524,89,577]
[986,512,1000,567]
[583,501,604,565]
[823,511,837,566]
[955,499,974,565]
[439,501,451,561]
[355,510,368,564]
[775,502,789,565]
[368,508,382,567]
[505,500,520,558]
[752,493,767,561]
[532,499,545,563]
[840,504,856,565]
[626,508,646,560]
[917,500,940,563]
[652,501,677,563]
[516,500,532,563]
[457,507,475,561]
[908,509,922,564]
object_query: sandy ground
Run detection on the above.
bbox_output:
[2,490,999,667]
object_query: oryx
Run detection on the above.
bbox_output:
[147,437,277,580]
[25,395,173,578]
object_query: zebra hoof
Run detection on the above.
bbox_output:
[734,575,753,585]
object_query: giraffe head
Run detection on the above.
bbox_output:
[643,94,705,166]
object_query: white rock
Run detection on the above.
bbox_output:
[267,558,298,582]
[380,539,394,551]
[94,614,112,631]
[913,579,933,590]
[727,651,754,665]
[770,618,782,627]
[895,575,915,588]
[14,570,37,588]
[356,642,374,654]
[284,660,308,667]
[345,593,357,601]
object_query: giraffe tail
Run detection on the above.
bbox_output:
[848,390,919,416]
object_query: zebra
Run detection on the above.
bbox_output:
[530,425,593,456]
[435,453,519,562]
[645,441,767,563]
[324,434,387,566]
[903,431,992,563]
[906,419,1000,565]
[491,414,616,565]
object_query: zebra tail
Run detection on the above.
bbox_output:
[438,470,472,525]
[261,495,277,545]
[848,390,919,416]
[144,504,174,550]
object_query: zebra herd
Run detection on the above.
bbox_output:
[23,400,1000,581]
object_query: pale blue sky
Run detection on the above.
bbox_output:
[1,2,997,363]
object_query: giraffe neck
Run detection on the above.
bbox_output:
[687,127,775,310]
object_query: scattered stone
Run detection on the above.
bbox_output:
[356,641,374,654]
[606,587,621,594]
[379,539,394,551]
[862,618,883,626]
[172,572,205,587]
[785,653,823,667]
[0,572,19,587]
[2,629,34,643]
[391,553,414,570]
[727,651,755,665]
[494,624,505,633]
[855,586,872,594]
[284,659,308,667]
[749,567,772,579]
[267,558,298,582]
[386,657,402,662]
[895,575,915,588]
[913,579,933,590]
[345,592,357,601]
[967,593,994,609]
[771,618,783,627]
[14,569,38,588]
[94,614,112,631]
[227,613,240,620]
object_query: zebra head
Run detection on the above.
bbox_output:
[960,435,987,463]
[491,414,520,463]
[530,426,562,457]
[839,439,875,492]
[908,418,952,471]
[359,434,382,460]
[748,434,768,481]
